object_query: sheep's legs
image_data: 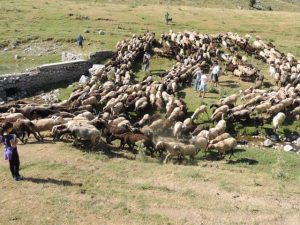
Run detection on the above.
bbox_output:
[189,154,195,162]
[19,132,27,144]
[164,153,171,164]
[30,130,42,142]
[229,148,234,159]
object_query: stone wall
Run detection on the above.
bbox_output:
[0,50,114,101]
[61,52,85,62]
[0,60,91,100]
[90,51,114,64]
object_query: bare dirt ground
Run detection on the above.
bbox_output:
[0,140,299,225]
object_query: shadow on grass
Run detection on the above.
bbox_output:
[74,141,138,160]
[220,80,239,88]
[227,158,258,165]
[26,139,56,145]
[199,148,246,161]
[263,81,273,88]
[24,177,82,186]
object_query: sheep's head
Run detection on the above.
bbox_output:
[155,141,164,150]
[207,143,214,149]
[173,145,180,151]
[8,107,16,113]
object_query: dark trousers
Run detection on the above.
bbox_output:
[9,149,20,178]
[144,63,149,72]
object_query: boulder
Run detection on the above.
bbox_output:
[263,139,273,147]
[283,145,294,152]
[98,30,105,35]
[296,137,300,147]
[14,54,21,60]
[269,134,280,142]
[89,64,105,76]
[79,75,90,84]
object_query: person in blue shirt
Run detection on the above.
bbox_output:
[1,122,22,181]
[77,34,84,48]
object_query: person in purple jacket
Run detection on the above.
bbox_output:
[1,122,22,181]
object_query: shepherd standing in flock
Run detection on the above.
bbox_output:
[193,62,221,98]
[143,52,151,74]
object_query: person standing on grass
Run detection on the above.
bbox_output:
[165,12,170,24]
[1,122,22,181]
[77,34,84,49]
[211,62,220,87]
[143,52,151,74]
[269,63,276,79]
[199,73,208,98]
[193,69,202,92]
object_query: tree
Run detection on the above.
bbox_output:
[249,0,256,7]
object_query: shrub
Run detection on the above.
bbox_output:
[249,0,256,7]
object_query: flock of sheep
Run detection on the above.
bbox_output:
[1,30,300,163]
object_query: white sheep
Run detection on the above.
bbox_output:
[168,107,181,121]
[207,137,237,157]
[215,119,226,134]
[272,112,286,133]
[219,94,238,106]
[173,121,183,139]
[191,105,208,120]
[211,105,229,120]
[32,117,66,133]
[0,113,26,123]
[149,119,164,132]
[209,133,231,144]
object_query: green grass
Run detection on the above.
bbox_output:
[0,0,300,75]
[0,141,299,224]
[57,82,79,101]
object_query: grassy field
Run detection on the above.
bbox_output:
[0,0,300,73]
[0,140,299,225]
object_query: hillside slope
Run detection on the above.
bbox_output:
[70,0,300,11]
[1,0,300,74]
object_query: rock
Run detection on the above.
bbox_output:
[83,16,90,20]
[89,64,105,75]
[296,137,300,147]
[98,30,105,35]
[269,134,280,142]
[263,139,273,147]
[79,75,90,84]
[4,48,9,51]
[283,145,294,152]
[14,54,21,60]
[284,134,299,142]
[7,97,15,102]
[237,140,248,145]
[84,29,90,33]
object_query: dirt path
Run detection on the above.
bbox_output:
[0,141,299,225]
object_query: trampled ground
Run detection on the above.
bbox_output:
[0,140,299,225]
